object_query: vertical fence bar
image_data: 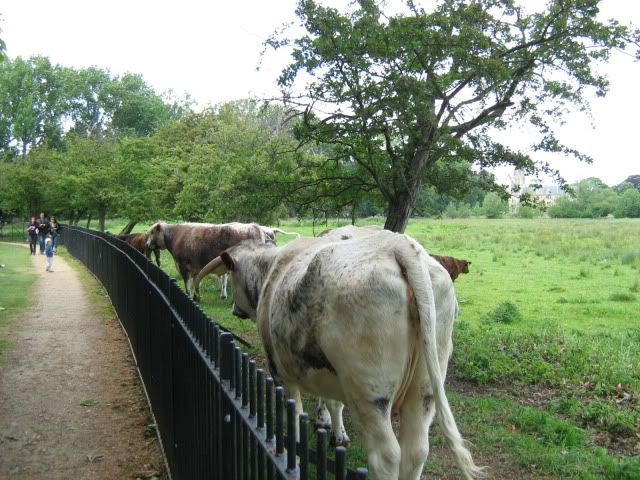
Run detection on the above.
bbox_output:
[235,347,242,400]
[356,468,369,479]
[249,361,256,418]
[275,387,285,456]
[266,378,274,443]
[242,353,249,408]
[256,370,264,428]
[214,324,221,369]
[286,399,297,472]
[317,428,327,480]
[335,446,347,480]
[220,333,234,382]
[299,413,309,480]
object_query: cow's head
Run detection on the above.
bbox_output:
[461,260,471,274]
[146,221,167,250]
[193,241,276,319]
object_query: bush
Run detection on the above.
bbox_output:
[482,192,508,219]
[516,205,539,219]
[483,301,522,324]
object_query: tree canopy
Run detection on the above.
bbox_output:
[268,0,640,232]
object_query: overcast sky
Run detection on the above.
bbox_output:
[2,0,639,187]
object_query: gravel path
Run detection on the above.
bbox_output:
[0,248,165,479]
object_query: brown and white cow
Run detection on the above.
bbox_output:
[145,221,276,301]
[194,231,483,480]
[116,233,161,266]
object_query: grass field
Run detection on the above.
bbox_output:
[0,243,39,361]
[96,218,640,478]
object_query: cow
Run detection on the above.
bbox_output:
[145,221,275,301]
[318,225,472,435]
[116,233,161,266]
[194,231,483,480]
[430,255,471,282]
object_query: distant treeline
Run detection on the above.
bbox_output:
[1,56,639,233]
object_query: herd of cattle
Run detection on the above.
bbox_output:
[116,222,479,480]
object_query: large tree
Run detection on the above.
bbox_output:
[0,57,67,156]
[269,0,640,232]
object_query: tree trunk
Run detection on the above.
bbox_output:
[384,190,416,233]
[86,212,92,229]
[119,220,137,235]
[98,206,107,232]
[351,202,357,225]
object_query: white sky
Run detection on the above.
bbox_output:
[1,0,639,187]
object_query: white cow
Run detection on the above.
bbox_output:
[195,231,483,480]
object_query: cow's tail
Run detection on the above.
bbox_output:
[395,237,485,480]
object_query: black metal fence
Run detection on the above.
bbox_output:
[62,225,368,480]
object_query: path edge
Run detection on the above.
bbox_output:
[62,248,173,480]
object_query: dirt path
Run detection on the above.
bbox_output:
[0,249,165,479]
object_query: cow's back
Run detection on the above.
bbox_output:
[172,222,266,272]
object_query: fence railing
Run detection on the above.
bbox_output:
[62,225,367,480]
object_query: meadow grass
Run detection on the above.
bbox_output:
[0,243,39,361]
[90,217,640,476]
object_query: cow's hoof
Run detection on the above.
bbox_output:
[335,437,351,448]
[220,294,227,300]
[193,294,201,302]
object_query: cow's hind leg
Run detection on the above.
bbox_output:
[315,398,332,429]
[324,399,350,446]
[398,382,436,480]
[218,273,228,299]
[348,400,399,480]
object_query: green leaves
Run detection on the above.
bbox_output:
[266,0,640,231]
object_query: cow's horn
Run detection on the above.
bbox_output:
[194,256,227,293]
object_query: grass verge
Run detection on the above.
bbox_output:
[0,243,39,361]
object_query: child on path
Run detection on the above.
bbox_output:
[45,237,54,272]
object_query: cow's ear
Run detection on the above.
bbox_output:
[221,251,236,271]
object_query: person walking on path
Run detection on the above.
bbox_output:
[37,212,49,254]
[49,216,61,252]
[27,217,39,255]
[44,237,54,272]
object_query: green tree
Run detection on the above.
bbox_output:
[0,57,67,156]
[50,135,122,231]
[155,101,300,224]
[615,188,640,218]
[482,191,508,218]
[549,177,618,218]
[104,73,188,137]
[269,0,640,232]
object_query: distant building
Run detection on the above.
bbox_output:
[508,169,563,208]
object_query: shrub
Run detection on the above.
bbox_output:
[483,301,522,324]
[517,205,538,219]
[482,192,508,219]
